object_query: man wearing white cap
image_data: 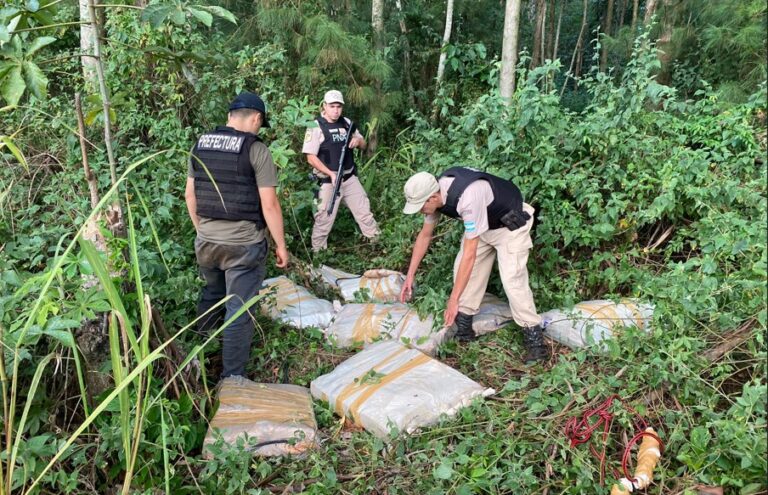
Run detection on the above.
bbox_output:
[399,167,548,364]
[302,90,380,251]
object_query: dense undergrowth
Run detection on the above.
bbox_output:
[0,5,766,495]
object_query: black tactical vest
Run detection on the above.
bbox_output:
[191,126,265,227]
[437,167,526,230]
[316,116,356,174]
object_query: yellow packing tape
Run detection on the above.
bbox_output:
[620,299,646,329]
[347,353,431,423]
[213,385,316,428]
[351,304,381,342]
[333,346,431,424]
[349,306,420,343]
[334,346,409,415]
[575,302,622,328]
[361,276,395,300]
[265,278,315,309]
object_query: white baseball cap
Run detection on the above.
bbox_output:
[403,172,440,214]
[324,90,345,105]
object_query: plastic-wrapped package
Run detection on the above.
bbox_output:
[541,299,654,349]
[317,265,405,303]
[204,378,317,457]
[310,341,495,439]
[325,303,446,355]
[260,276,335,329]
[473,293,514,336]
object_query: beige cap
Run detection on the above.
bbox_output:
[403,172,439,214]
[324,90,344,105]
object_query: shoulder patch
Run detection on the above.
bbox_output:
[196,133,245,153]
[304,129,313,142]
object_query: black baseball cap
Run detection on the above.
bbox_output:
[229,91,271,128]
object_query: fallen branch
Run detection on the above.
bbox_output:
[702,318,756,363]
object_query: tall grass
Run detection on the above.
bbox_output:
[0,151,264,494]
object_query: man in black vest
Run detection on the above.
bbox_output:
[302,90,380,251]
[399,167,548,364]
[185,91,290,379]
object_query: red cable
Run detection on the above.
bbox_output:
[564,395,664,486]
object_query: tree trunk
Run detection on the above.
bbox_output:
[87,0,124,236]
[545,0,556,61]
[654,0,673,84]
[372,0,385,52]
[553,0,565,61]
[395,0,416,108]
[500,0,523,101]
[644,0,658,25]
[560,0,587,96]
[631,0,639,32]
[435,0,455,87]
[600,0,614,71]
[531,0,546,68]
[79,0,98,90]
[617,0,627,29]
[574,0,588,78]
[369,0,384,155]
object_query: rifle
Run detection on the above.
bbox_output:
[326,122,356,216]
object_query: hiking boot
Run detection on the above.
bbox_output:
[522,325,549,364]
[454,312,476,342]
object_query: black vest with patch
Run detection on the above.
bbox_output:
[191,126,265,227]
[437,167,525,230]
[316,116,356,174]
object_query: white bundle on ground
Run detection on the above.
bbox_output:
[473,293,514,336]
[204,378,317,457]
[317,265,405,303]
[310,341,494,439]
[541,299,654,349]
[325,303,446,355]
[261,276,335,329]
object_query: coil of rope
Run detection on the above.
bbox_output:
[564,394,664,488]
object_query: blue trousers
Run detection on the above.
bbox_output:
[195,238,267,378]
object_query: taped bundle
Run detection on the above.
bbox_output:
[315,265,357,288]
[317,265,405,303]
[310,341,495,439]
[261,276,335,329]
[541,299,654,349]
[325,303,446,355]
[204,378,317,457]
[473,293,514,336]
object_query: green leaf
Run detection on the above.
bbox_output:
[0,135,28,171]
[140,4,172,28]
[84,108,100,126]
[0,24,9,46]
[30,9,54,27]
[740,483,764,495]
[187,7,212,27]
[198,5,237,24]
[433,462,453,480]
[22,60,47,99]
[25,35,55,57]
[169,7,185,25]
[1,64,25,105]
[41,329,75,348]
[46,318,80,331]
[470,467,487,478]
[78,238,139,357]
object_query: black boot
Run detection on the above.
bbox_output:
[522,325,549,364]
[454,312,476,342]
